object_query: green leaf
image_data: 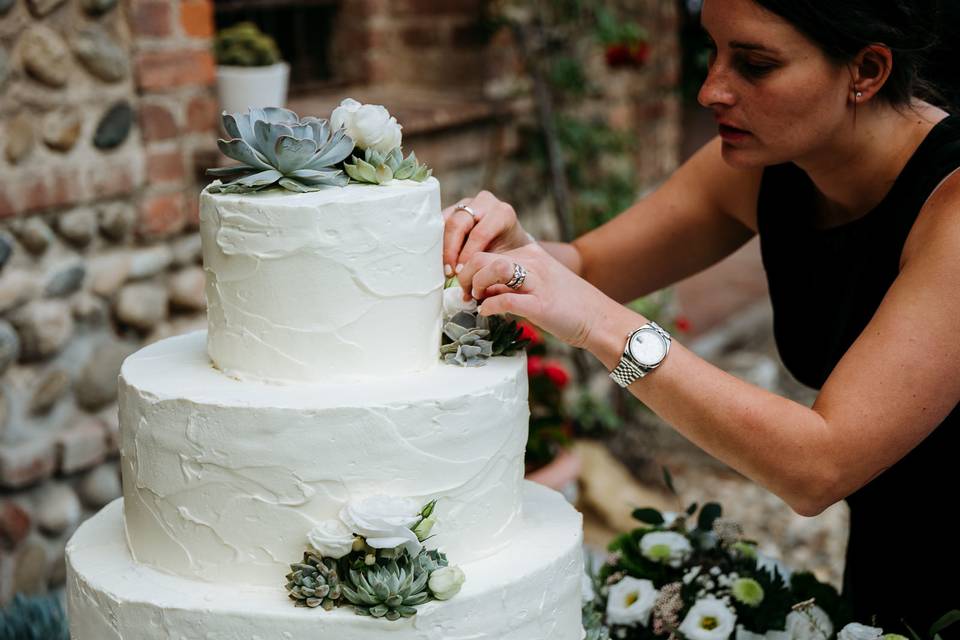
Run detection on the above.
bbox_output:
[697,503,722,531]
[356,157,379,183]
[931,611,960,637]
[631,508,664,525]
[376,163,394,184]
[686,502,698,516]
[412,165,431,182]
[662,466,677,496]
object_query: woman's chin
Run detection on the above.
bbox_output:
[719,143,770,170]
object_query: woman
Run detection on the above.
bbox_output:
[444,0,959,634]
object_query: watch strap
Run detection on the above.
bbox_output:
[609,356,645,387]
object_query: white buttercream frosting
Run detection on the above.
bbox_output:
[119,331,529,586]
[199,177,443,384]
[67,485,584,640]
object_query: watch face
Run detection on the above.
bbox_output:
[629,329,667,366]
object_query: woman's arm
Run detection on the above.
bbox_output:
[572,137,761,302]
[466,172,960,517]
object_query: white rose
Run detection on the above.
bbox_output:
[442,286,477,321]
[838,623,884,640]
[785,605,834,640]
[428,565,465,600]
[605,576,658,627]
[339,495,423,557]
[331,98,403,154]
[679,597,738,640]
[306,520,356,559]
[640,530,693,568]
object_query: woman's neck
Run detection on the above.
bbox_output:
[794,100,948,228]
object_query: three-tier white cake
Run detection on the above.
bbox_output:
[65,176,585,639]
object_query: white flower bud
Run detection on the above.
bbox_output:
[428,565,466,601]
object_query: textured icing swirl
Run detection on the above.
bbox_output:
[199,177,444,384]
[119,331,529,586]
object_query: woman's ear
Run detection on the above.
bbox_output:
[848,44,894,104]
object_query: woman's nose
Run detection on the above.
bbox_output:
[697,64,737,109]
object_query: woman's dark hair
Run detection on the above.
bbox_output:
[752,0,952,110]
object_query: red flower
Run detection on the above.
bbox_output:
[518,321,543,347]
[543,361,570,389]
[605,41,650,69]
[629,41,650,66]
[527,355,544,377]
[675,316,692,333]
[605,43,631,68]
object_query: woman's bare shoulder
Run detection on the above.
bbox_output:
[675,136,765,233]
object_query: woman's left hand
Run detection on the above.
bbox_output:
[457,242,626,351]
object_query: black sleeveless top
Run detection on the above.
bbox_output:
[757,114,960,636]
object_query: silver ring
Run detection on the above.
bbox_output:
[505,262,527,290]
[454,203,479,220]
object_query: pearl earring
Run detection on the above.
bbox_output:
[855,91,863,100]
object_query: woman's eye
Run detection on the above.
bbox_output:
[736,58,777,78]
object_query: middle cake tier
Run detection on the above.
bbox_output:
[119,330,528,587]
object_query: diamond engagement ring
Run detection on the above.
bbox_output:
[454,203,479,220]
[506,263,527,290]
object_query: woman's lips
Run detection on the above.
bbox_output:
[718,123,751,141]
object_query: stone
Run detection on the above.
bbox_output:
[0,320,19,375]
[26,0,66,17]
[169,266,206,310]
[36,483,81,535]
[14,541,47,594]
[71,292,108,325]
[72,26,128,83]
[0,269,43,313]
[0,235,11,271]
[129,245,173,279]
[42,110,83,152]
[44,262,86,297]
[88,252,131,298]
[56,207,97,247]
[98,202,136,241]
[0,46,8,88]
[21,25,71,87]
[171,234,202,266]
[98,404,120,454]
[93,101,133,149]
[74,340,137,410]
[0,437,56,489]
[57,418,107,473]
[10,299,74,361]
[0,501,31,549]
[80,0,117,15]
[115,282,168,330]
[78,462,120,509]
[5,113,35,164]
[13,217,52,255]
[29,368,70,415]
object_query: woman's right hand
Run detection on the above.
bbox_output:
[442,190,534,283]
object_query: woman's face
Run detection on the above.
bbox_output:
[698,0,854,168]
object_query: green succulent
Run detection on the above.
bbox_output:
[214,22,281,67]
[344,147,432,185]
[207,107,353,194]
[285,551,343,610]
[341,552,432,620]
[441,311,529,366]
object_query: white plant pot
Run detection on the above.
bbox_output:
[216,62,290,114]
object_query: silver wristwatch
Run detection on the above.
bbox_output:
[608,321,672,387]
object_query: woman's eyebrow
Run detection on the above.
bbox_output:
[730,40,782,55]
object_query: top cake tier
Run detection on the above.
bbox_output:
[199,177,443,383]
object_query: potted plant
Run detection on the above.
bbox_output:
[214,22,290,114]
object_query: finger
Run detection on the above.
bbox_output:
[457,251,498,296]
[457,192,512,270]
[478,292,541,321]
[471,257,520,300]
[442,208,477,277]
[441,196,473,224]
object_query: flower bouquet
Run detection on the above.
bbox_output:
[582,470,959,640]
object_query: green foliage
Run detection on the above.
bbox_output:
[344,147,431,185]
[214,21,281,67]
[0,593,69,640]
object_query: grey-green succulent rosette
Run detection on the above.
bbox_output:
[207,99,431,194]
[286,495,465,621]
[440,279,530,367]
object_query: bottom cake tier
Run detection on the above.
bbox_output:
[66,482,585,640]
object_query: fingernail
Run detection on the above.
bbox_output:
[455,264,463,274]
[476,304,483,315]
[471,289,478,299]
[444,264,453,276]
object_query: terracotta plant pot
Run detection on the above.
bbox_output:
[525,447,582,503]
[216,62,290,114]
